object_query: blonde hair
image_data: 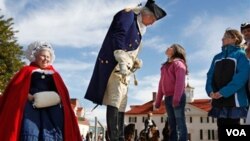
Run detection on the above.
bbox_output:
[225,28,243,46]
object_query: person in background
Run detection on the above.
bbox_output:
[205,28,249,140]
[241,22,250,58]
[155,44,188,141]
[98,132,103,141]
[84,0,166,140]
[86,132,93,141]
[162,119,169,141]
[105,130,110,141]
[241,22,250,124]
[0,41,82,141]
[144,112,156,133]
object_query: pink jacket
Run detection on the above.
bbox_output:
[155,59,186,108]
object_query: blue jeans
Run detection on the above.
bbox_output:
[164,94,187,141]
[106,105,125,141]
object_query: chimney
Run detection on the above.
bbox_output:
[152,92,157,111]
[152,92,157,102]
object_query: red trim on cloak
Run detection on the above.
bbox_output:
[0,63,82,141]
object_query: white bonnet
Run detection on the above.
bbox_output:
[25,41,55,64]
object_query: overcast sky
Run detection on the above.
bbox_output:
[1,0,249,125]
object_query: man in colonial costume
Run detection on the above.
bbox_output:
[85,0,166,140]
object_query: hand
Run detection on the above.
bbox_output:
[209,92,214,98]
[28,93,34,101]
[210,92,222,99]
[133,58,143,69]
[213,92,223,99]
[173,102,179,108]
[119,63,129,76]
[154,102,160,109]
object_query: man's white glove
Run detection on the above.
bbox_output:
[119,62,129,76]
[133,58,143,69]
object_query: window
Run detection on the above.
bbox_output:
[242,118,246,124]
[208,129,211,140]
[186,116,192,123]
[129,117,137,123]
[188,133,191,141]
[200,129,203,140]
[207,117,210,123]
[161,117,164,123]
[200,117,203,123]
[212,130,215,140]
[212,117,215,123]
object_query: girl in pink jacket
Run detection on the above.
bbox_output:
[155,44,188,141]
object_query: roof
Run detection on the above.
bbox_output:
[186,82,194,89]
[125,99,211,115]
[77,107,83,112]
[188,99,211,112]
[71,103,76,109]
[70,98,77,106]
[126,100,166,115]
[78,117,90,125]
[70,98,91,126]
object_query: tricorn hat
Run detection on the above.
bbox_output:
[145,0,167,20]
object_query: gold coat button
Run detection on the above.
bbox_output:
[105,60,109,64]
[129,44,132,47]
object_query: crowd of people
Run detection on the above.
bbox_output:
[0,0,249,141]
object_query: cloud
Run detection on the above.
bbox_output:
[181,9,250,80]
[188,70,210,99]
[0,0,5,12]
[3,0,140,48]
[53,59,95,96]
[143,36,170,52]
[54,59,93,72]
[128,75,160,106]
[81,51,98,57]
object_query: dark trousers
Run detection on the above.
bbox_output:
[106,105,125,141]
[217,118,240,141]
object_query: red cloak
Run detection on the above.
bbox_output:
[0,63,82,141]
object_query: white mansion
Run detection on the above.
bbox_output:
[125,86,247,141]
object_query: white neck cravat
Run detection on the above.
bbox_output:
[137,14,147,36]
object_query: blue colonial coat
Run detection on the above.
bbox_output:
[84,9,142,105]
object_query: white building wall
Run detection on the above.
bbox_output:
[125,104,219,141]
[79,124,89,139]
